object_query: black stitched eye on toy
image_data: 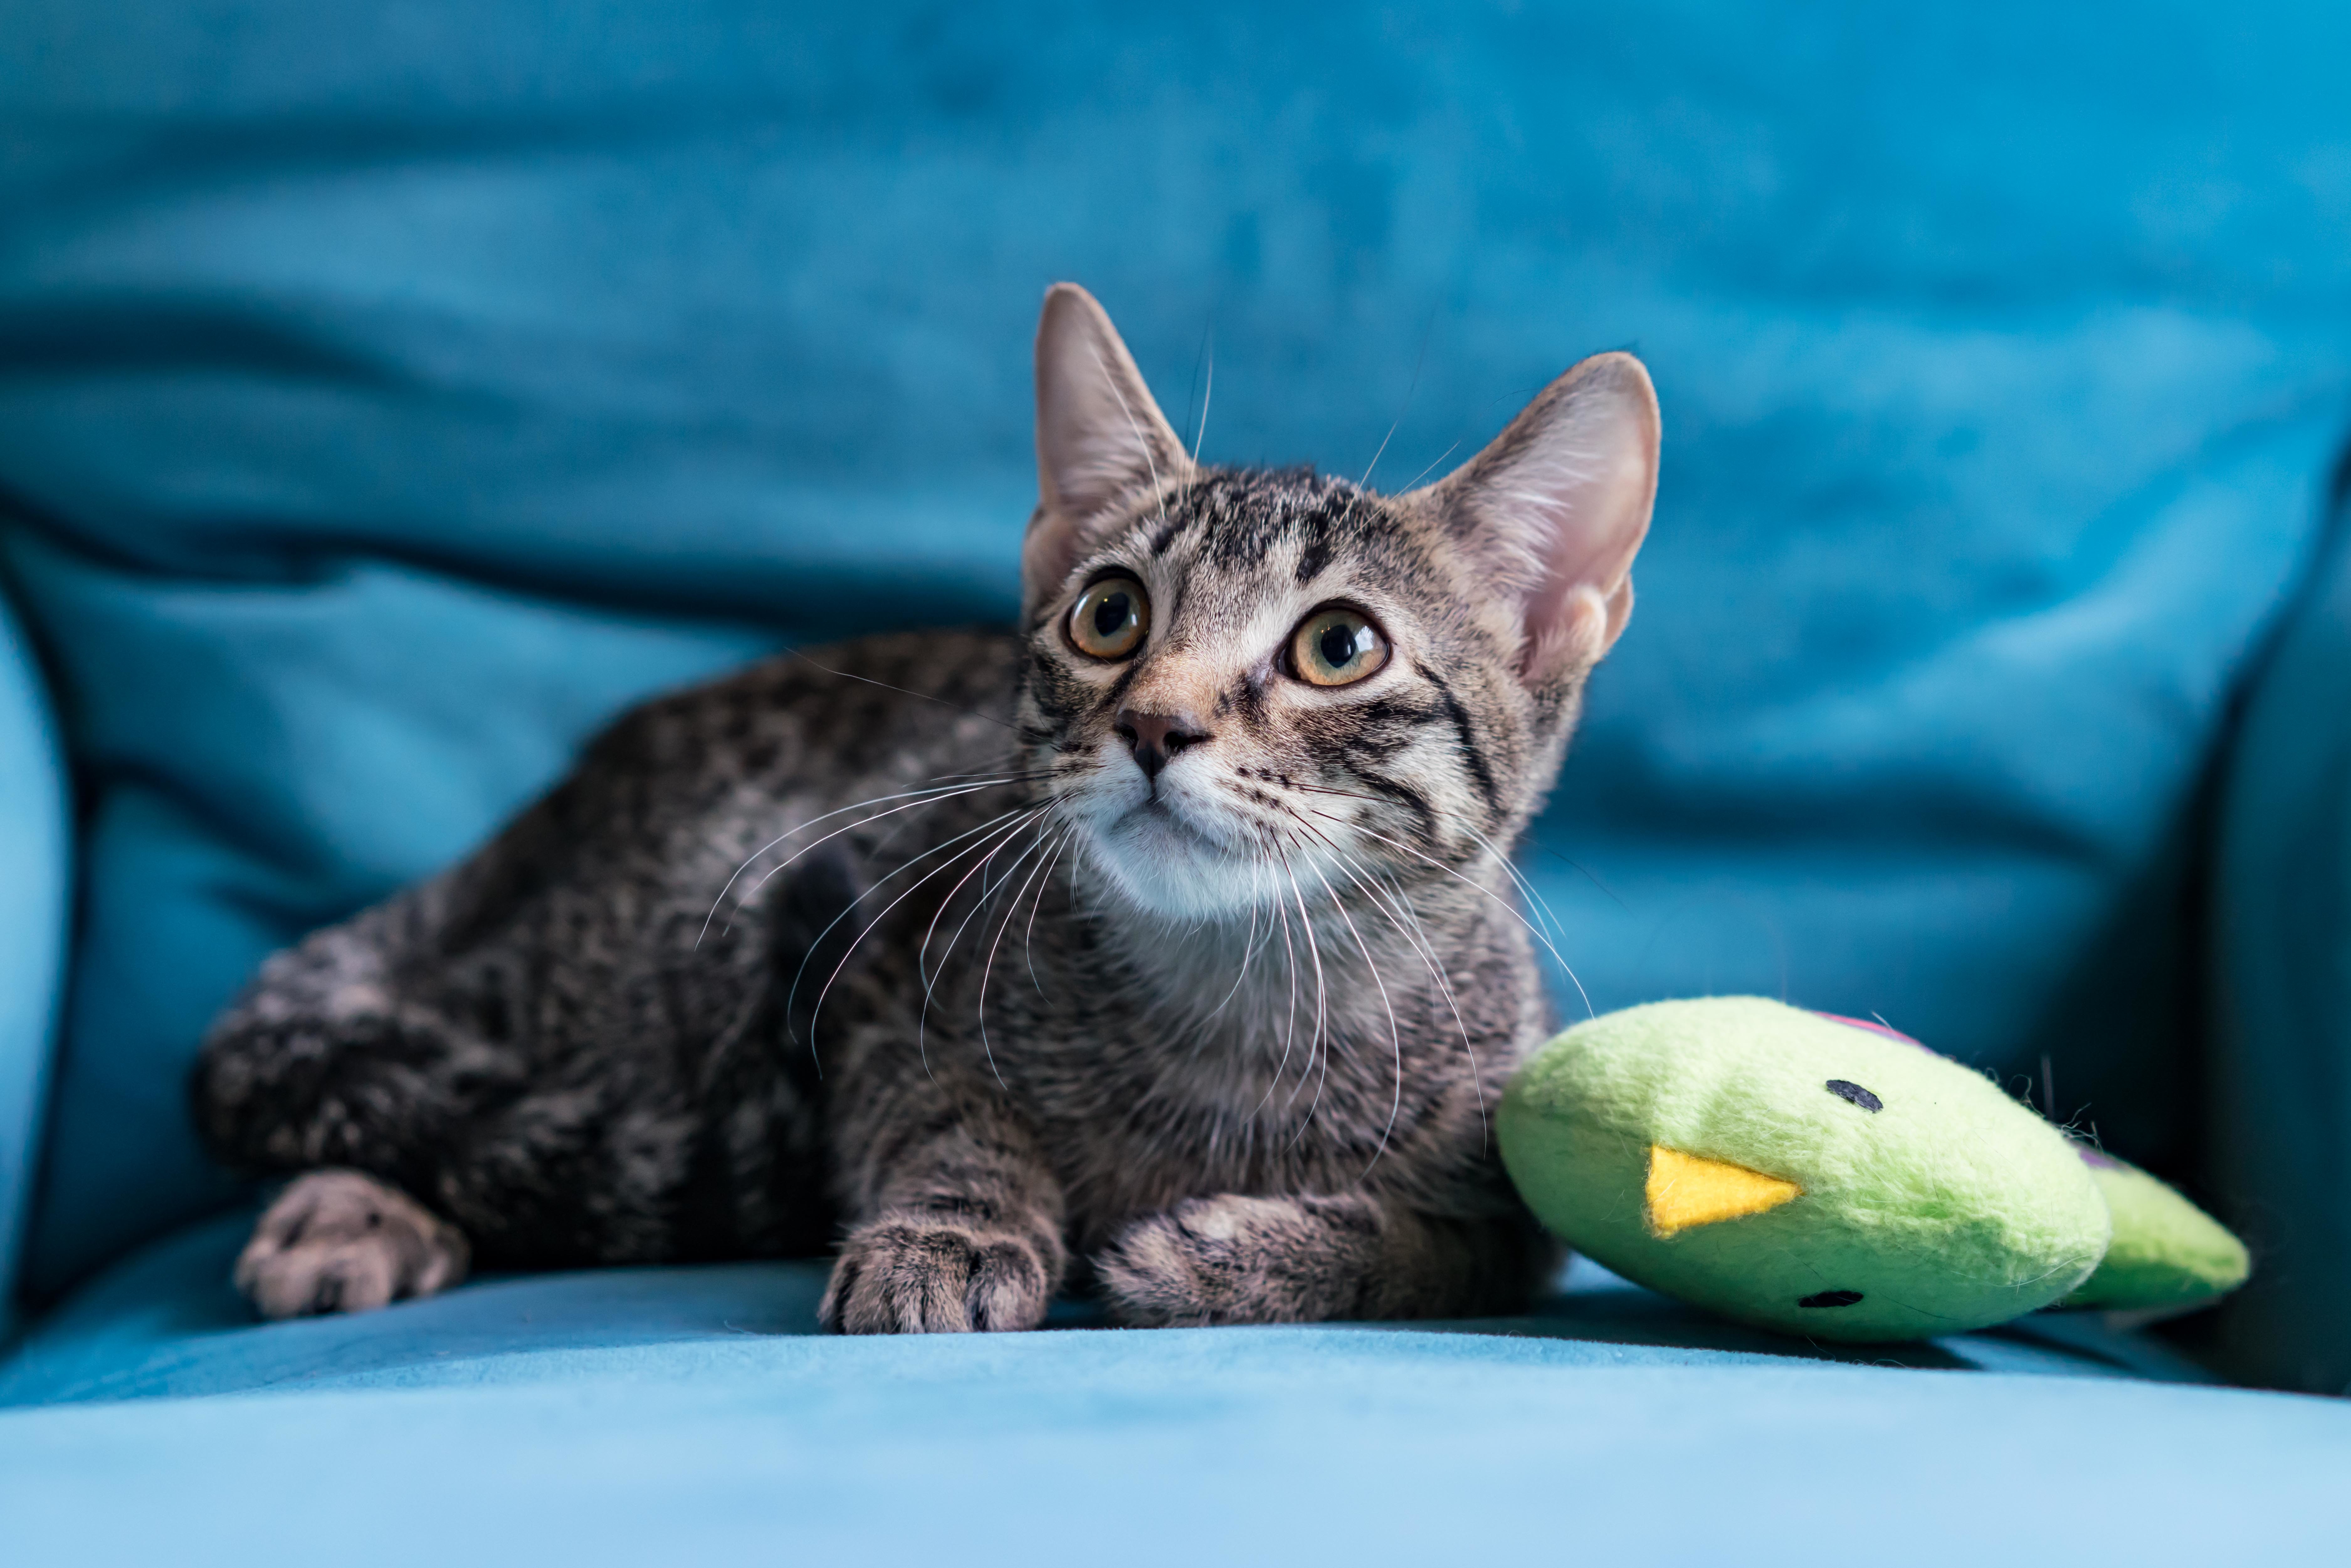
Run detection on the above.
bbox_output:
[1799,1290,1864,1309]
[1825,1079,1882,1113]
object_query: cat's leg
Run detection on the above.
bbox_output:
[234,1169,471,1319]
[197,916,712,1291]
[192,878,513,1178]
[820,1069,1069,1334]
[1094,1193,1555,1326]
[191,880,523,1315]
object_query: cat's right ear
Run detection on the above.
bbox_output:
[1417,351,1660,683]
[1023,283,1193,621]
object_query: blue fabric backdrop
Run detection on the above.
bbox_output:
[2,2,2348,1370]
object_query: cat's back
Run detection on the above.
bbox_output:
[446,625,1034,947]
[576,627,1028,810]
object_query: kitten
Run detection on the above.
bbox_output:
[190,284,1659,1330]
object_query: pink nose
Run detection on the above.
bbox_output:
[1114,707,1210,780]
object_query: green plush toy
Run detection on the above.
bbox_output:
[1497,997,2250,1342]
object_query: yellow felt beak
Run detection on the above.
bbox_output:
[1644,1145,1803,1238]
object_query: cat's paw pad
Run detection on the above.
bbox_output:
[820,1219,1051,1334]
[1096,1194,1349,1327]
[234,1169,470,1319]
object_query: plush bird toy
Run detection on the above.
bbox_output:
[1497,997,2250,1343]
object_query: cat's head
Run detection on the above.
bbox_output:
[1016,284,1658,921]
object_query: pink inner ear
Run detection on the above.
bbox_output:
[1438,354,1657,676]
[1531,407,1654,604]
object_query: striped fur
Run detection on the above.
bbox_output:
[191,286,1659,1329]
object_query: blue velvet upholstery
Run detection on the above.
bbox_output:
[16,1213,2351,1565]
[2,2,2350,1555]
[4,1215,2349,1565]
[0,1211,2218,1406]
[7,1361,2346,1566]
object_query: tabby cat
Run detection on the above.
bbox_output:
[190,284,1660,1331]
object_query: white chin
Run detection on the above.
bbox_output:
[1089,808,1278,920]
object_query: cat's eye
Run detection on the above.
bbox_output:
[1289,607,1389,687]
[1068,575,1150,660]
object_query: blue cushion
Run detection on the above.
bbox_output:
[10,1370,2342,1568]
[2,1217,2345,1565]
[4,0,2351,1310]
[0,595,69,1328]
[0,1211,2214,1407]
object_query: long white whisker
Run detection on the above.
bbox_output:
[1281,810,1478,1104]
[1358,420,1402,490]
[1281,801,1482,1135]
[972,816,1066,1090]
[914,808,1055,1059]
[1196,894,1268,1031]
[698,776,1025,947]
[922,811,1055,1048]
[1460,818,1573,955]
[722,781,1027,941]
[792,806,1044,1074]
[1301,856,1405,1181]
[1280,774,1570,966]
[1384,872,1487,1135]
[1318,810,1596,1022]
[1336,849,1487,1147]
[1024,828,1072,996]
[781,799,1039,1040]
[1192,347,1213,464]
[1275,848,1333,1140]
[1251,871,1306,1120]
[1395,438,1463,494]
[1360,311,1434,489]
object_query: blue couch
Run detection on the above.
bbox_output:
[3,3,2348,1559]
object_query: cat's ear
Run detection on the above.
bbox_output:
[1419,352,1659,680]
[1024,283,1193,616]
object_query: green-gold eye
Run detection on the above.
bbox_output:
[1069,575,1149,660]
[1290,607,1389,688]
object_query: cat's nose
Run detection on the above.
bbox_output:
[1114,707,1210,781]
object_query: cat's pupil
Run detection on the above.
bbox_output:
[1093,593,1131,637]
[1318,622,1358,668]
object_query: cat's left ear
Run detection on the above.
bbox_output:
[1023,283,1195,621]
[1418,352,1660,681]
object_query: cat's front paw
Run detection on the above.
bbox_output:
[1095,1193,1379,1327]
[820,1217,1054,1334]
[235,1169,470,1319]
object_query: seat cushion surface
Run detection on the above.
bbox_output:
[0,1211,2212,1407]
[0,1220,2342,1567]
